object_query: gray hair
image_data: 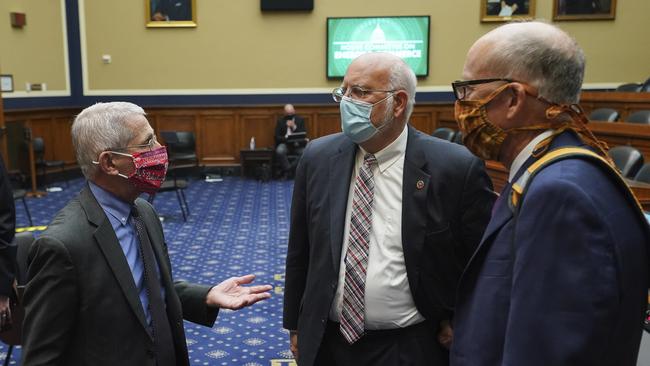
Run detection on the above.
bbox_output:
[388,59,417,120]
[71,102,146,179]
[482,21,585,104]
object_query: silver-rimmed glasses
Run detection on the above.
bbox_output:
[332,86,397,103]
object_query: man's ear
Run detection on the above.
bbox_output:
[96,151,120,176]
[393,91,408,119]
[505,83,527,120]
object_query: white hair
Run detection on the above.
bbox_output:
[388,58,417,120]
[71,102,146,179]
[481,21,585,104]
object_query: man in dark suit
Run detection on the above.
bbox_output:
[22,102,271,366]
[450,21,650,366]
[0,152,16,332]
[275,104,307,178]
[283,53,495,366]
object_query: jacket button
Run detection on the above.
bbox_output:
[147,349,155,358]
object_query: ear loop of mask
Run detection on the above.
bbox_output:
[501,84,611,165]
[92,151,133,179]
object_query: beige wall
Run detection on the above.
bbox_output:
[4,0,649,95]
[0,0,68,95]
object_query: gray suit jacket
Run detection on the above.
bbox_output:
[283,126,495,366]
[22,185,217,366]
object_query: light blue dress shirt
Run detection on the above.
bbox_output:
[89,182,165,325]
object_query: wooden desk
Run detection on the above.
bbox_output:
[580,91,650,121]
[485,160,650,211]
[240,149,274,179]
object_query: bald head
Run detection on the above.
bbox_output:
[464,21,585,104]
[284,104,295,115]
[348,52,417,119]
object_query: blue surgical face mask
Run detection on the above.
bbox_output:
[340,94,394,143]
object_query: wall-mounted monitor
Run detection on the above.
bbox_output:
[327,16,430,78]
[261,0,313,11]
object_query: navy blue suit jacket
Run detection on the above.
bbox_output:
[451,132,650,366]
[283,125,495,366]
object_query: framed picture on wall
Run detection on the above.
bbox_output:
[0,75,13,93]
[553,0,616,21]
[481,0,536,22]
[146,0,197,28]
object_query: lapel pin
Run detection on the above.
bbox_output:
[416,180,425,190]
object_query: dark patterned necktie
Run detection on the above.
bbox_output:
[132,207,176,366]
[340,153,377,344]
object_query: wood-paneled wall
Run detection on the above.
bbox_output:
[3,91,650,176]
[2,103,454,173]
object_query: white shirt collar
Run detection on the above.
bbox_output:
[359,125,408,173]
[508,130,554,183]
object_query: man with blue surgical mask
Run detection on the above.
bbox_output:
[283,52,495,366]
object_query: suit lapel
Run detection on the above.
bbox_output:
[459,131,592,289]
[401,127,431,292]
[79,186,150,333]
[329,138,357,274]
[460,135,571,279]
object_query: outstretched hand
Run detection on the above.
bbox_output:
[206,274,272,310]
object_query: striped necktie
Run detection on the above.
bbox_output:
[340,153,377,344]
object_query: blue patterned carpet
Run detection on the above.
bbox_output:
[1,176,297,366]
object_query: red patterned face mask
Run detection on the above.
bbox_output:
[111,146,168,194]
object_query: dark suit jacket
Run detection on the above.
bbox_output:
[283,125,495,366]
[451,132,650,366]
[275,115,306,147]
[22,185,217,366]
[0,154,16,297]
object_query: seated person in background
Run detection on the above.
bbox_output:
[275,104,307,178]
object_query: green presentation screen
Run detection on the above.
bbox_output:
[327,16,430,78]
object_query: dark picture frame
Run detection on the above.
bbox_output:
[481,0,536,22]
[146,0,197,28]
[0,75,14,93]
[553,0,616,21]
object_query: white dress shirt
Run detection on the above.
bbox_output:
[329,126,425,329]
[508,130,555,183]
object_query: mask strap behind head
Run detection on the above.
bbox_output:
[531,103,613,166]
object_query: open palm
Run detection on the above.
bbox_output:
[206,274,272,310]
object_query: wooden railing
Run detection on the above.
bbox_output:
[3,91,650,188]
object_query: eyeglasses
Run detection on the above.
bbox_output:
[451,78,515,100]
[332,86,396,103]
[109,135,159,152]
